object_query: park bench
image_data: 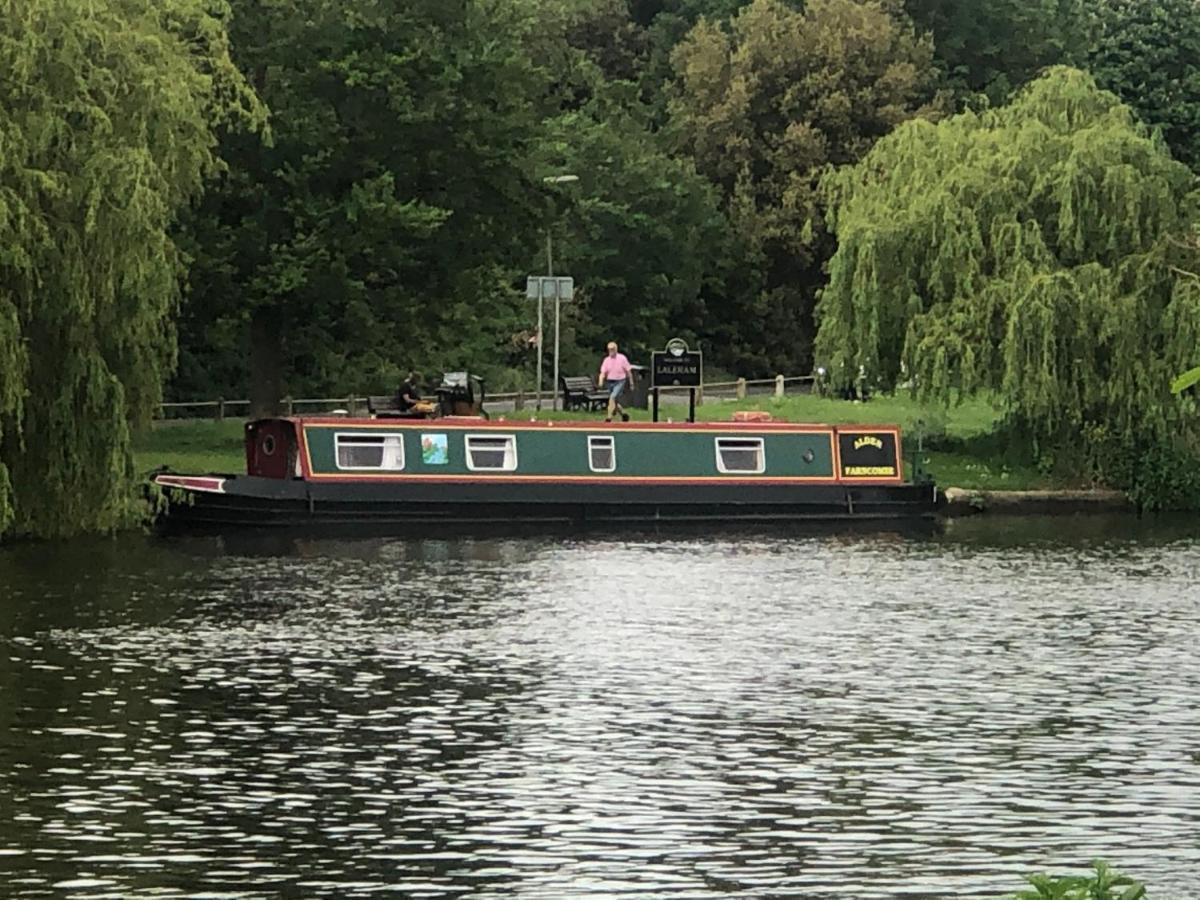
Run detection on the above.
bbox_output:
[366,372,487,419]
[366,395,434,418]
[561,375,609,412]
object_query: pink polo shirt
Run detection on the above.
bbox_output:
[599,352,632,381]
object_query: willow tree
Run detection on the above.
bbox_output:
[0,0,259,538]
[815,68,1200,470]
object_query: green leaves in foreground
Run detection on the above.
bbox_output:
[1170,365,1200,394]
[1013,861,1145,900]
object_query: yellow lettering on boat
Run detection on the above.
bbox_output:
[844,465,896,476]
[853,435,884,451]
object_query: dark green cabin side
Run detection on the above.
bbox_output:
[296,419,873,483]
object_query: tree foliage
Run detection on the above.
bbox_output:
[670,0,943,375]
[0,0,259,538]
[176,0,551,409]
[904,0,1091,106]
[177,0,731,404]
[815,68,1200,471]
[534,97,725,370]
[1089,0,1200,170]
[539,0,751,119]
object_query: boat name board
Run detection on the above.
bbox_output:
[837,430,900,479]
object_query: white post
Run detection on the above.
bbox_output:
[775,374,785,397]
[535,292,543,411]
[547,230,559,411]
[553,297,561,412]
[540,231,555,411]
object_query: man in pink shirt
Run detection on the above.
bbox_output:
[597,341,633,422]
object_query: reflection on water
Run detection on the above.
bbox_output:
[1,517,1199,898]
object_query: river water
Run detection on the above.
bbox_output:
[0,517,1198,898]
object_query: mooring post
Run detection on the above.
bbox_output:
[775,374,785,398]
[736,378,746,400]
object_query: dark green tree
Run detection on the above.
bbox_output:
[176,0,552,410]
[533,0,753,121]
[670,0,943,375]
[1089,0,1200,169]
[903,0,1091,105]
[0,0,259,538]
[533,95,726,371]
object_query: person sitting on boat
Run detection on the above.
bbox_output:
[397,371,422,415]
[598,341,633,422]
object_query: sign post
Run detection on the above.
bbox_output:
[526,275,574,410]
[650,338,703,422]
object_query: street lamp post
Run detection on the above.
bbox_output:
[543,174,578,411]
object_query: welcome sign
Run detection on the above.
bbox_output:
[651,338,702,388]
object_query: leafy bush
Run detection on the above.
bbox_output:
[1093,434,1200,512]
[1011,861,1145,900]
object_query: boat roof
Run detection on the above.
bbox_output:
[267,416,903,432]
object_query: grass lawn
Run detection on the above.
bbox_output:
[134,420,247,475]
[132,392,1071,491]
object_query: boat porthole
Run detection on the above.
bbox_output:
[262,435,277,456]
[803,449,815,463]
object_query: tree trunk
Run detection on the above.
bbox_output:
[249,306,284,418]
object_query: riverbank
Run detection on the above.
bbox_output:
[134,392,1085,495]
[942,487,1132,516]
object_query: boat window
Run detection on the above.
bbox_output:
[335,433,405,470]
[715,437,765,474]
[466,434,518,471]
[588,436,615,472]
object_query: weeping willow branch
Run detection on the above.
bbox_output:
[815,66,1200,459]
[0,0,262,538]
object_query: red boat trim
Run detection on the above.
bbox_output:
[297,423,313,479]
[292,417,838,433]
[155,475,227,493]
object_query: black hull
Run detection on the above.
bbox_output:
[156,476,940,533]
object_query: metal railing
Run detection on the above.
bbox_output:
[156,374,817,422]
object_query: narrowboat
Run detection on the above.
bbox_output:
[151,415,939,531]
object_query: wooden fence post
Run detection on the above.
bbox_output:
[216,398,225,422]
[736,378,746,400]
[775,374,785,398]
[284,396,294,416]
[348,393,357,417]
[515,390,524,411]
